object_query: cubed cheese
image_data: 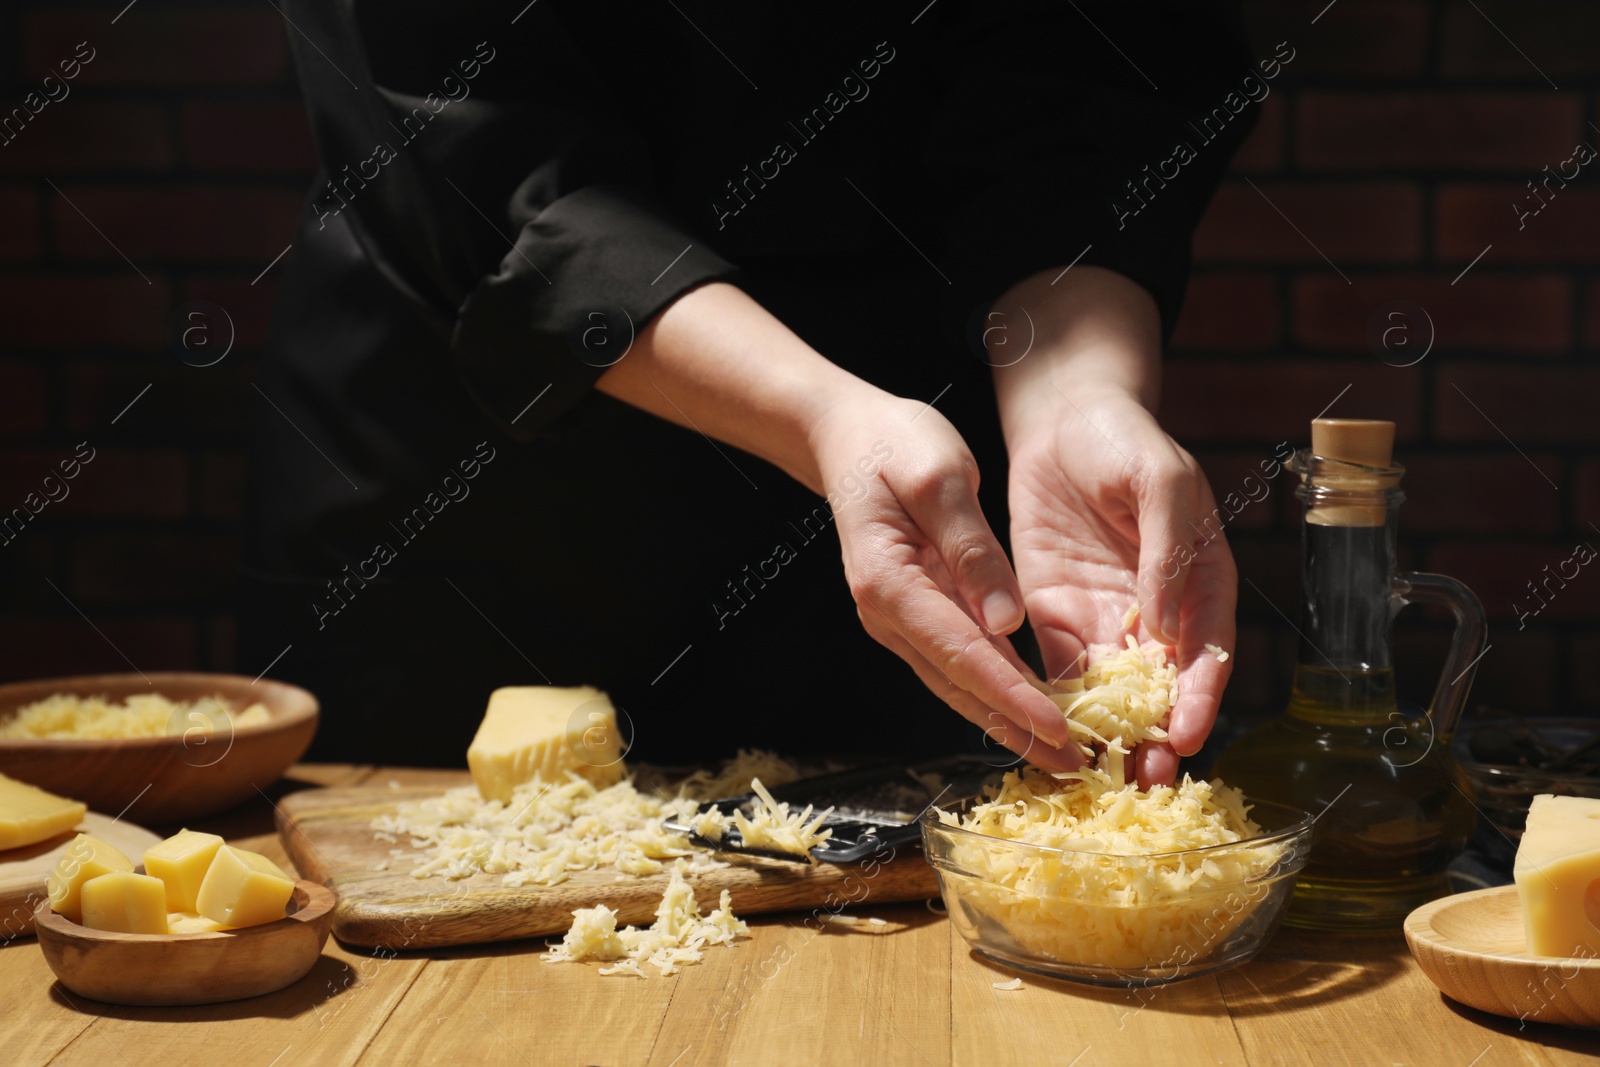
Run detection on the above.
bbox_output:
[167,911,226,934]
[143,829,225,912]
[1514,793,1600,957]
[467,686,623,803]
[46,834,135,923]
[0,773,86,851]
[195,845,294,929]
[80,872,168,934]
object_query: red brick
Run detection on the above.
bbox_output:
[1401,454,1562,534]
[1395,628,1556,715]
[183,278,280,351]
[1297,93,1582,170]
[0,617,197,680]
[1195,182,1421,264]
[23,13,287,86]
[1169,274,1280,351]
[0,447,185,520]
[1440,2,1600,80]
[1438,185,1600,263]
[70,532,237,603]
[1244,2,1429,79]
[1436,363,1600,444]
[0,274,170,348]
[1425,541,1600,624]
[1230,93,1284,173]
[0,362,48,437]
[1294,274,1570,352]
[1162,360,1422,444]
[182,102,318,173]
[0,104,171,173]
[1577,459,1600,530]
[0,188,39,260]
[52,187,302,264]
[198,452,245,521]
[1191,449,1294,532]
[64,362,255,438]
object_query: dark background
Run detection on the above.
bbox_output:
[0,1,1596,738]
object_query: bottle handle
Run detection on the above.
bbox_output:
[1394,571,1488,741]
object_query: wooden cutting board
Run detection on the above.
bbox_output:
[0,812,163,940]
[275,774,941,950]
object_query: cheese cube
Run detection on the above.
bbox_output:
[467,686,624,803]
[167,911,226,934]
[143,829,225,912]
[0,773,87,851]
[46,834,135,923]
[79,872,168,934]
[1514,793,1600,957]
[195,845,294,928]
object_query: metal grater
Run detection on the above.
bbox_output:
[663,755,1001,864]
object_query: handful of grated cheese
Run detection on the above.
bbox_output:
[1,692,271,740]
[1030,635,1175,787]
[732,778,834,860]
[542,860,748,977]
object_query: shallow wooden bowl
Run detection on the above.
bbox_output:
[1405,884,1600,1027]
[0,672,318,823]
[34,880,336,1006]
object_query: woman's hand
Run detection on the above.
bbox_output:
[808,393,1081,771]
[991,267,1237,788]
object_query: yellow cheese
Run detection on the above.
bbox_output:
[1514,793,1600,957]
[79,872,168,934]
[467,685,623,803]
[143,829,225,912]
[46,834,135,922]
[195,845,294,928]
[167,911,226,934]
[0,773,87,850]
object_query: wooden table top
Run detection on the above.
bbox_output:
[6,763,1597,1067]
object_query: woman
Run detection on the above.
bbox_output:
[240,0,1253,785]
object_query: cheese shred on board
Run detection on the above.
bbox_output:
[732,778,834,860]
[543,860,748,977]
[943,640,1283,971]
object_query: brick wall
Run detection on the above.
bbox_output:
[0,2,1595,732]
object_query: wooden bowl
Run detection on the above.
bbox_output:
[1405,885,1600,1027]
[0,672,318,823]
[34,880,336,1006]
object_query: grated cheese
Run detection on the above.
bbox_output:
[733,778,833,861]
[1120,601,1140,630]
[1204,643,1230,663]
[1030,636,1175,786]
[993,978,1023,991]
[542,860,748,977]
[676,748,802,799]
[1,692,271,740]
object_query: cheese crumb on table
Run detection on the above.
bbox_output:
[732,778,833,861]
[992,978,1023,991]
[542,860,748,977]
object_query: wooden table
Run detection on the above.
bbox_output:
[5,764,1597,1067]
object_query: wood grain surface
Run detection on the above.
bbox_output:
[7,764,1600,1067]
[276,773,939,949]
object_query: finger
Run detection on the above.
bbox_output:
[979,716,1085,774]
[1134,740,1180,789]
[1132,458,1205,646]
[1032,620,1088,686]
[899,467,1025,636]
[860,575,1071,748]
[1166,535,1238,758]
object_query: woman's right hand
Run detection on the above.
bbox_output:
[808,392,1080,771]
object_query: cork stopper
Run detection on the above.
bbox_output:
[1306,419,1397,527]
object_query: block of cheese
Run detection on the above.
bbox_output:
[195,845,294,929]
[143,829,225,912]
[46,834,135,923]
[467,685,624,803]
[167,911,226,935]
[80,872,169,934]
[1514,793,1600,957]
[0,773,87,851]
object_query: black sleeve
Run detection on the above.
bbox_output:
[921,0,1263,339]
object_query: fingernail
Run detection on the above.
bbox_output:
[1160,601,1181,645]
[981,591,1022,634]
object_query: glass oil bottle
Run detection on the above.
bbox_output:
[1213,419,1487,931]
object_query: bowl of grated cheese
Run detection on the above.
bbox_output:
[0,672,318,824]
[922,767,1312,987]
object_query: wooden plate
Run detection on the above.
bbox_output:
[0,813,162,941]
[34,880,336,1006]
[1405,884,1600,1027]
[0,672,318,823]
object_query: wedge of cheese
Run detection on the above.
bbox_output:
[80,872,168,934]
[467,686,624,803]
[196,845,294,929]
[46,834,135,923]
[1514,793,1600,957]
[0,773,87,851]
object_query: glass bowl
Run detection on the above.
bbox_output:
[1453,717,1600,869]
[921,799,1313,987]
